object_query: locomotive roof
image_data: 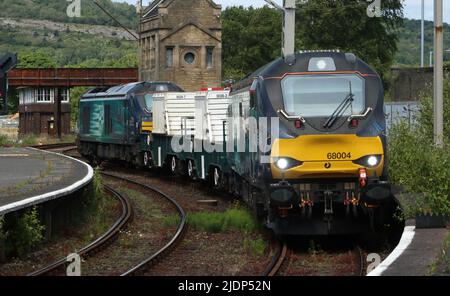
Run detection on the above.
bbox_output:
[81,81,182,99]
[232,51,379,90]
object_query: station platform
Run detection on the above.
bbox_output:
[368,220,449,276]
[0,147,93,216]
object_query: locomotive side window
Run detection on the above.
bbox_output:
[281,74,365,118]
[104,104,112,135]
[144,94,153,111]
[155,84,168,92]
[82,106,90,134]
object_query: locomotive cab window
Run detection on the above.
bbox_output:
[281,74,365,118]
[144,94,153,111]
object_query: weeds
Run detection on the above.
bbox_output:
[186,207,258,233]
[163,205,259,233]
[388,79,450,217]
[18,134,37,146]
[6,207,45,257]
[83,168,108,238]
[163,214,181,227]
[244,236,266,256]
[0,134,11,146]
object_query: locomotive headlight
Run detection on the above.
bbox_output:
[276,158,289,170]
[316,60,327,70]
[308,57,336,71]
[273,157,303,171]
[352,155,382,168]
[367,156,379,167]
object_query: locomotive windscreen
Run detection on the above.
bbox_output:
[281,74,365,118]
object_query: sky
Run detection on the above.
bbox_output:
[114,0,449,23]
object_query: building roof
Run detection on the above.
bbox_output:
[143,0,221,19]
[160,21,221,42]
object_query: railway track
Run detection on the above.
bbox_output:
[30,145,187,276]
[262,241,288,276]
[101,172,188,276]
[28,184,133,276]
[263,241,365,276]
[31,142,76,150]
[33,143,366,277]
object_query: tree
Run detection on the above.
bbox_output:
[222,6,282,80]
[296,0,403,88]
[222,1,404,87]
[17,50,58,68]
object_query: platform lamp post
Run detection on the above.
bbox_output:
[433,0,444,147]
[429,49,450,67]
[421,0,425,67]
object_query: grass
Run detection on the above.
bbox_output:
[163,207,258,233]
[0,134,9,145]
[0,133,76,147]
[18,135,38,146]
[244,236,266,257]
[163,214,181,228]
[428,232,450,275]
[188,208,257,233]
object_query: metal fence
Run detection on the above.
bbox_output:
[385,101,420,131]
[0,115,18,128]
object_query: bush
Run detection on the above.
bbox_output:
[388,79,450,216]
[18,134,37,146]
[0,134,11,146]
[7,207,45,257]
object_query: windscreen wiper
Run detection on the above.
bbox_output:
[323,82,354,129]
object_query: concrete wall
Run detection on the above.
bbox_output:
[390,66,450,102]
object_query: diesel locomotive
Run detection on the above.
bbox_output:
[78,51,401,237]
[225,50,399,235]
[76,81,183,166]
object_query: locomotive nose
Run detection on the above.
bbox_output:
[270,134,384,179]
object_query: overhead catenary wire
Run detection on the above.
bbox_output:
[91,0,139,41]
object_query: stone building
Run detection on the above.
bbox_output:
[139,0,222,91]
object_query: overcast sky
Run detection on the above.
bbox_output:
[114,0,449,23]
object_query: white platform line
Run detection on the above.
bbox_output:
[0,147,94,216]
[367,225,416,276]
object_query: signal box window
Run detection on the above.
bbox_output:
[166,47,174,68]
[206,47,214,68]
